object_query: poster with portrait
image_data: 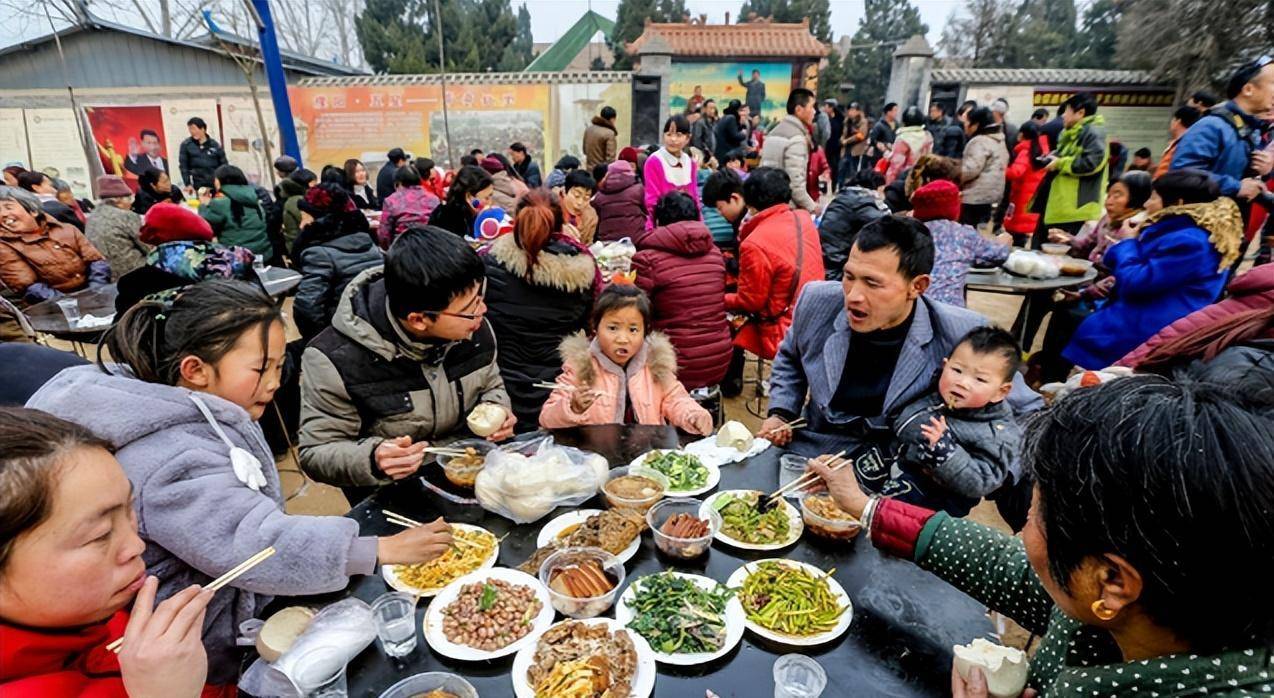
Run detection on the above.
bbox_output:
[669,62,794,128]
[24,109,93,198]
[83,105,170,192]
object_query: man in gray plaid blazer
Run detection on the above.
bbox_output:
[762,216,1042,490]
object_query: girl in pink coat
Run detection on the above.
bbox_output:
[539,284,713,434]
[643,115,700,229]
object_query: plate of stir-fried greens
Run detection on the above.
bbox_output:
[614,571,745,666]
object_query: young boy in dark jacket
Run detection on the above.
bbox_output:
[886,326,1023,516]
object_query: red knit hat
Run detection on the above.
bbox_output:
[910,180,962,222]
[139,202,214,245]
[617,146,639,164]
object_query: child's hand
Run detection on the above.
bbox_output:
[686,411,713,436]
[569,388,598,414]
[920,416,948,447]
[375,436,427,480]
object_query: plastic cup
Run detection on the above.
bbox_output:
[370,591,418,658]
[56,297,80,327]
[773,653,827,698]
[778,454,809,499]
[291,646,348,697]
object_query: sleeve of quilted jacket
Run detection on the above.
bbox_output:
[659,377,712,433]
[785,138,817,212]
[293,248,336,339]
[724,240,774,314]
[297,346,390,487]
[539,362,599,428]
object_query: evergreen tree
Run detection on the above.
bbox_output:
[357,0,431,73]
[843,0,927,114]
[1006,0,1077,67]
[818,50,850,101]
[1069,0,1119,69]
[608,0,689,69]
[737,0,833,43]
[357,0,531,74]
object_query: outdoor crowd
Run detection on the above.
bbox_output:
[0,56,1272,698]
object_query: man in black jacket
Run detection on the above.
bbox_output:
[375,148,410,204]
[818,169,889,279]
[177,117,227,191]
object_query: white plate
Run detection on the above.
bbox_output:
[381,523,499,597]
[510,617,657,697]
[699,490,802,551]
[726,559,853,647]
[682,435,772,467]
[614,572,745,666]
[627,450,721,496]
[421,567,555,661]
[536,509,641,564]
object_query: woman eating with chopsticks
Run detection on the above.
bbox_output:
[807,367,1274,696]
[27,280,454,686]
[0,407,219,697]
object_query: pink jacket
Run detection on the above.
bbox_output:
[642,149,700,229]
[539,331,710,433]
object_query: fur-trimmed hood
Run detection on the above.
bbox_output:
[558,330,678,387]
[485,232,598,293]
[590,115,617,133]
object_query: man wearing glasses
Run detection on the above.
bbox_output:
[298,225,513,503]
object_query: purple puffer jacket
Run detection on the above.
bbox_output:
[593,169,647,243]
[380,185,440,246]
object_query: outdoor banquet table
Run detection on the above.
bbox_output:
[965,266,1099,345]
[284,424,995,697]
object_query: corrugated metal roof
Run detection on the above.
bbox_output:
[627,19,827,59]
[928,68,1162,86]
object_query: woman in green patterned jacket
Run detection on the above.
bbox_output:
[810,362,1274,697]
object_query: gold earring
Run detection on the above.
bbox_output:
[1091,600,1117,621]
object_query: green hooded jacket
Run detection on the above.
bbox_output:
[1043,114,1108,225]
[199,183,271,257]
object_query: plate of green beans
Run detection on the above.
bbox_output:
[726,559,853,646]
[699,490,803,550]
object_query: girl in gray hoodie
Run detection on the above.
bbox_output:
[28,280,453,685]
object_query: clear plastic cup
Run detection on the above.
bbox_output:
[56,297,80,327]
[773,653,827,698]
[778,454,809,499]
[290,646,348,697]
[370,592,418,658]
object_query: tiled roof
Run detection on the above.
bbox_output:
[628,19,828,59]
[929,68,1162,86]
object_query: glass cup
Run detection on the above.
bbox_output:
[56,297,80,327]
[371,591,418,658]
[773,653,828,698]
[291,646,348,698]
[253,254,266,273]
[778,454,809,499]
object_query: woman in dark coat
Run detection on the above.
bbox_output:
[592,160,647,242]
[291,183,382,340]
[481,190,600,431]
[632,191,732,390]
[429,165,493,237]
[131,169,183,215]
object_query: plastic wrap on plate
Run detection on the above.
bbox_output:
[1002,250,1060,279]
[683,434,772,467]
[590,237,637,276]
[474,436,608,523]
[237,598,376,697]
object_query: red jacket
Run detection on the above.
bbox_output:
[1117,264,1274,368]
[593,168,647,243]
[806,148,829,205]
[1002,137,1049,235]
[633,220,733,389]
[724,204,825,359]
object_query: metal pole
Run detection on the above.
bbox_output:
[250,0,302,164]
[433,0,455,170]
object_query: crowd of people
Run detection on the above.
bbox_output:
[1,56,1272,698]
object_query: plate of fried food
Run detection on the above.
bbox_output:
[422,567,554,661]
[510,618,656,698]
[524,509,645,570]
[381,523,499,597]
[725,559,853,647]
[700,490,802,551]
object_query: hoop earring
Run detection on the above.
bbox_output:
[1091,599,1117,621]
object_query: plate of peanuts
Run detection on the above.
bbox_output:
[423,567,555,661]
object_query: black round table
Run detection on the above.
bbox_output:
[286,425,993,697]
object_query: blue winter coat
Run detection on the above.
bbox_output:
[1169,101,1263,197]
[1063,214,1228,369]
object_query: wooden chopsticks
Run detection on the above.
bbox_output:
[423,447,468,457]
[532,381,578,392]
[383,510,482,549]
[758,417,807,438]
[766,449,848,504]
[106,546,277,653]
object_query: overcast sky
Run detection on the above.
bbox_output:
[527,0,953,44]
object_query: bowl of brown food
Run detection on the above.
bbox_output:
[800,493,862,542]
[376,671,478,698]
[601,466,668,513]
[538,546,625,619]
[436,439,495,488]
[646,497,719,559]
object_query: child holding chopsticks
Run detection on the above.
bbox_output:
[0,407,221,698]
[539,284,713,434]
[28,280,454,685]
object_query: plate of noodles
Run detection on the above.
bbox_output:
[381,523,500,597]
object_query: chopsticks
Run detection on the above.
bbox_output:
[383,510,482,549]
[532,381,578,392]
[105,546,277,653]
[758,417,807,438]
[765,449,848,504]
[423,447,468,457]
